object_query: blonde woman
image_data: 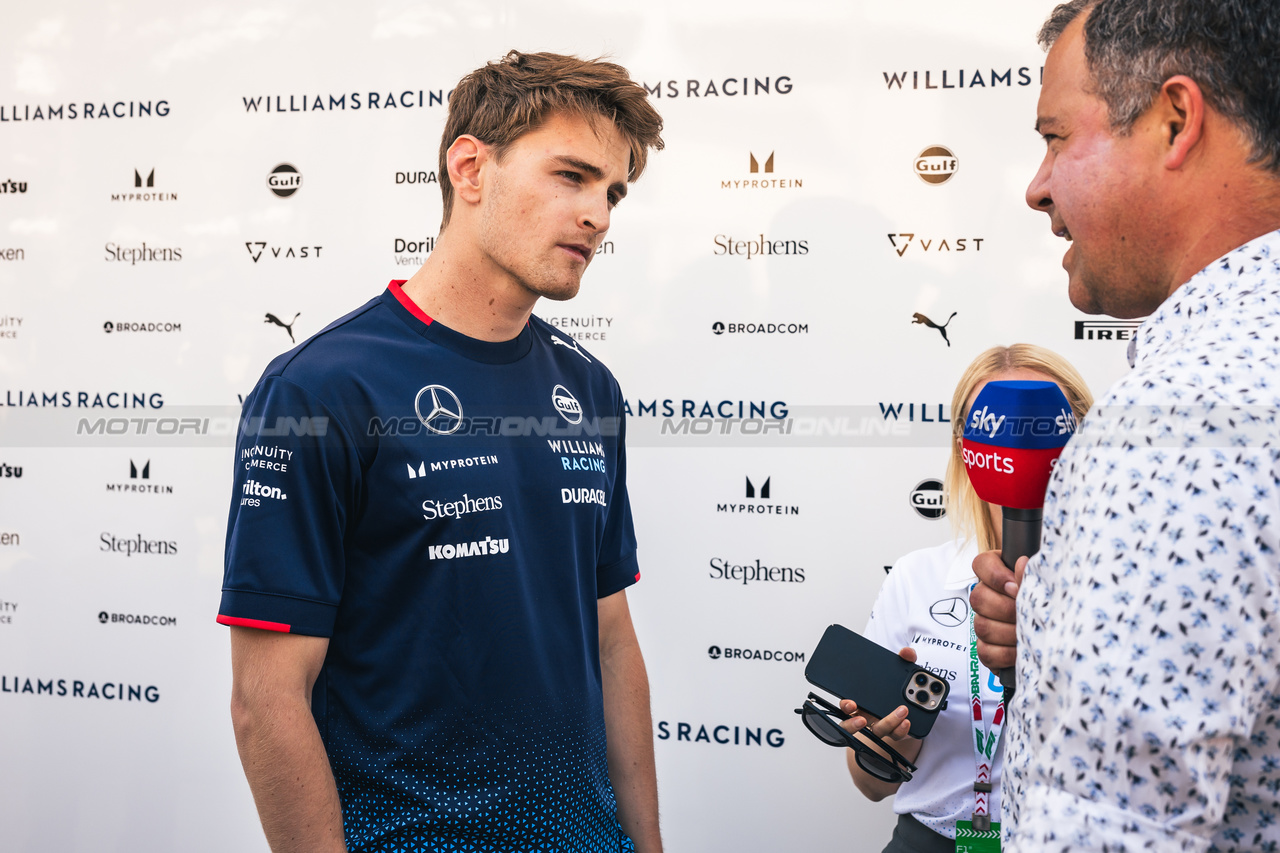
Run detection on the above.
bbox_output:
[842,344,1093,853]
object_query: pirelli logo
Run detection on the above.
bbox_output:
[1074,320,1143,341]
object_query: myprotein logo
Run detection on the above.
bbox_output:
[717,476,799,517]
[1074,320,1143,341]
[421,492,503,521]
[99,533,178,556]
[882,67,1040,91]
[415,385,464,435]
[552,385,583,425]
[914,146,958,185]
[708,644,806,663]
[111,168,175,202]
[657,720,784,747]
[267,163,301,197]
[712,321,808,336]
[720,151,803,190]
[104,321,181,334]
[245,242,322,262]
[888,234,984,256]
[0,316,20,340]
[106,459,174,496]
[394,237,436,266]
[396,170,438,186]
[97,611,177,627]
[713,234,808,259]
[910,479,945,519]
[644,75,792,99]
[709,557,805,585]
[105,242,182,264]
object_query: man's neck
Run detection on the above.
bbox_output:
[398,231,538,342]
[1165,170,1280,297]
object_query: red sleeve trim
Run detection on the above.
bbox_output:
[634,572,641,582]
[216,614,292,633]
[388,280,433,326]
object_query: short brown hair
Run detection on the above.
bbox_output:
[438,50,665,227]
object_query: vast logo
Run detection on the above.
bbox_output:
[912,312,957,347]
[656,720,785,747]
[910,479,945,519]
[104,320,181,334]
[110,168,176,202]
[265,312,300,343]
[929,597,969,627]
[267,163,302,198]
[245,242,322,262]
[414,385,464,435]
[1074,319,1143,341]
[888,234,984,256]
[882,67,1040,90]
[552,384,583,424]
[915,146,958,185]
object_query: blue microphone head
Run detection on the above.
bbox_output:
[961,380,1076,509]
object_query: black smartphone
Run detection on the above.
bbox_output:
[804,623,950,738]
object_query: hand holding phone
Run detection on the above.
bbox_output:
[805,624,950,738]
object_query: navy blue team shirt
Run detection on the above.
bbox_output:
[219,282,641,852]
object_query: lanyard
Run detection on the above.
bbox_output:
[967,583,1005,832]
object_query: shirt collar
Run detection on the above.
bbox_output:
[943,538,982,590]
[1128,228,1280,368]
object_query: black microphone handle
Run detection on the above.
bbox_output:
[993,507,1043,694]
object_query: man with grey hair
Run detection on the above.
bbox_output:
[971,1,1280,851]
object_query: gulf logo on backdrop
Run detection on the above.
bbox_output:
[961,381,1075,509]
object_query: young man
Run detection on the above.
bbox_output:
[218,51,664,853]
[970,2,1280,851]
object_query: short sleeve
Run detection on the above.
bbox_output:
[595,395,639,598]
[218,376,362,636]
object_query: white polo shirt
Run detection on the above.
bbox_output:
[864,538,1005,839]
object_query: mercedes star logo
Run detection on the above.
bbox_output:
[929,597,969,628]
[414,385,464,435]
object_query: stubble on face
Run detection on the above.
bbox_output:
[1032,18,1172,319]
[475,113,629,305]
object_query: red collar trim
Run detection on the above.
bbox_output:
[389,280,433,326]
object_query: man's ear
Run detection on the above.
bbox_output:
[1158,75,1206,170]
[447,135,487,206]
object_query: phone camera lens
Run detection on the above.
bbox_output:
[914,673,928,686]
[930,682,943,695]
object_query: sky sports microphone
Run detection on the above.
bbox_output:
[961,380,1076,691]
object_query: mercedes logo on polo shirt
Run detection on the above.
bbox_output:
[929,597,969,628]
[552,384,583,424]
[414,385,464,435]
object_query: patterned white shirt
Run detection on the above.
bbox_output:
[1003,231,1280,853]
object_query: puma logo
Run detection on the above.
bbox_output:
[551,334,591,363]
[912,312,957,347]
[265,312,301,343]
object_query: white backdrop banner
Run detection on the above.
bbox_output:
[0,1,1134,850]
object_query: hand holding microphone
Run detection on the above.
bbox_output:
[961,380,1076,691]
